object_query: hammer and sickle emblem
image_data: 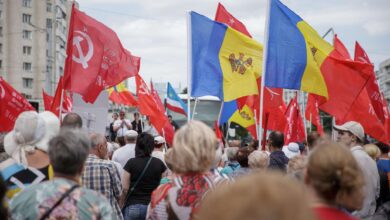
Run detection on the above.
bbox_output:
[72,31,94,69]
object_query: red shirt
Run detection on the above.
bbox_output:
[313,206,358,220]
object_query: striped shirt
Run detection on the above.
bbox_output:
[82,154,123,220]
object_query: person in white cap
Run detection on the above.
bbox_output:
[282,142,301,159]
[152,136,166,165]
[112,130,138,168]
[0,111,60,200]
[334,121,380,219]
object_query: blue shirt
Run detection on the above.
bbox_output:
[377,159,390,173]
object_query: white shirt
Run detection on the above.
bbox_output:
[351,145,380,219]
[112,143,136,168]
[152,150,165,166]
[113,119,131,137]
[111,160,123,180]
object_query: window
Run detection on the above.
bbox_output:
[59,66,63,74]
[22,14,31,24]
[23,62,32,72]
[46,2,52,12]
[46,19,52,28]
[22,30,32,39]
[46,65,52,73]
[0,60,2,69]
[22,0,32,7]
[0,43,2,54]
[22,78,33,88]
[23,46,32,55]
[0,26,2,37]
[0,10,2,19]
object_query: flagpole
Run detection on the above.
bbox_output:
[162,128,168,152]
[59,88,64,122]
[259,0,271,147]
[254,109,259,139]
[186,12,192,123]
[299,91,308,139]
[217,101,224,127]
[309,113,312,132]
[192,98,198,120]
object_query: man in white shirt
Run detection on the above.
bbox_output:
[112,130,138,168]
[113,110,132,146]
[334,121,380,219]
[152,136,166,165]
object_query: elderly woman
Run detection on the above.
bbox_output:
[121,132,166,220]
[148,120,218,220]
[0,111,60,200]
[9,129,114,219]
[305,143,364,220]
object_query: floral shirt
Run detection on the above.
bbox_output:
[10,178,114,220]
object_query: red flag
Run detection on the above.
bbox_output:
[42,89,54,111]
[162,123,175,147]
[136,75,167,132]
[317,35,371,121]
[63,5,140,103]
[215,3,252,38]
[267,102,287,132]
[214,121,223,141]
[381,93,390,142]
[62,93,73,113]
[354,41,386,123]
[0,77,35,132]
[109,90,138,106]
[305,95,324,135]
[150,80,166,113]
[284,95,306,144]
[338,89,388,143]
[333,34,351,60]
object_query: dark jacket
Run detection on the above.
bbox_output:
[131,120,143,134]
[268,150,289,172]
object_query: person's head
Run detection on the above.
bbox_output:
[62,112,82,129]
[305,142,364,210]
[287,155,307,181]
[133,112,140,121]
[167,120,217,174]
[282,142,300,159]
[48,129,90,179]
[154,136,165,150]
[135,132,155,157]
[268,131,284,151]
[197,172,316,220]
[236,147,250,168]
[124,130,138,144]
[112,112,118,121]
[363,144,380,161]
[4,111,60,165]
[119,110,126,120]
[248,140,259,152]
[90,133,108,159]
[226,147,239,162]
[334,121,364,147]
[307,131,321,150]
[248,150,269,170]
[376,142,390,156]
[168,114,173,123]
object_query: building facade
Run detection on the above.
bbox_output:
[0,0,72,107]
[377,58,390,105]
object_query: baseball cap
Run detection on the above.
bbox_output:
[333,121,364,141]
[154,136,165,144]
[282,142,300,159]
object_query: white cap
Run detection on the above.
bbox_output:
[282,142,300,159]
[333,121,364,141]
[154,136,165,144]
[124,130,138,138]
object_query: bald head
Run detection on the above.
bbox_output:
[62,113,82,129]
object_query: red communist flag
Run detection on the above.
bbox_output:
[305,94,324,135]
[354,41,386,123]
[215,3,252,38]
[50,77,72,117]
[0,77,35,132]
[136,75,167,133]
[63,4,140,103]
[284,95,306,144]
[381,93,390,142]
[42,89,54,111]
[317,35,371,121]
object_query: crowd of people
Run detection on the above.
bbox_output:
[0,110,390,220]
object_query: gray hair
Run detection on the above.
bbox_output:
[48,129,90,176]
[89,133,106,149]
[226,147,239,161]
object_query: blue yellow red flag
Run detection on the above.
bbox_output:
[264,0,331,98]
[190,11,262,102]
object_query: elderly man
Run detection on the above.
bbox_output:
[112,130,138,168]
[61,112,83,129]
[334,121,380,219]
[10,130,114,219]
[113,110,132,146]
[82,133,123,220]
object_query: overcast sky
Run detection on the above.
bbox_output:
[78,0,390,91]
